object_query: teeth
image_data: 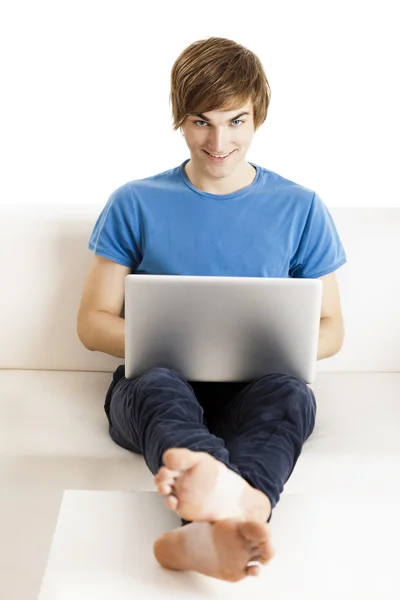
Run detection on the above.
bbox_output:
[208,151,230,158]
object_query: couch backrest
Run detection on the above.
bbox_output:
[1,205,399,373]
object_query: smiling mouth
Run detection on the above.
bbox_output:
[203,149,236,159]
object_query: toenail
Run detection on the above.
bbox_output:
[247,560,263,569]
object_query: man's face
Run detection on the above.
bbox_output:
[181,101,255,178]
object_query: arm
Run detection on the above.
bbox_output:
[316,272,345,360]
[77,255,130,358]
[80,310,125,358]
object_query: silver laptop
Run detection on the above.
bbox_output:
[124,275,323,384]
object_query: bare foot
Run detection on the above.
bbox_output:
[154,518,275,582]
[154,448,272,523]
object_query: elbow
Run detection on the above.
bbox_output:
[332,321,345,357]
[338,319,345,352]
[331,339,344,358]
[77,329,93,352]
[77,316,93,351]
[317,316,345,360]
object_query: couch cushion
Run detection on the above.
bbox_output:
[1,370,399,494]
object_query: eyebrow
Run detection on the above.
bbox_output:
[189,111,250,122]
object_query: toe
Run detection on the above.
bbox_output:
[158,482,173,495]
[237,521,275,563]
[156,466,174,482]
[237,521,269,544]
[165,494,179,511]
[246,563,262,577]
[155,466,181,493]
[163,448,203,471]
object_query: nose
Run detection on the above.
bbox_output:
[208,126,230,152]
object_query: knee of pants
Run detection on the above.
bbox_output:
[256,372,316,416]
[134,367,195,404]
[281,374,317,432]
[111,367,188,422]
[138,366,187,386]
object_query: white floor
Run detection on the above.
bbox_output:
[1,371,399,599]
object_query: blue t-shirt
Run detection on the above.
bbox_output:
[88,159,347,278]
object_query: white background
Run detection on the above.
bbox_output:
[1,0,398,207]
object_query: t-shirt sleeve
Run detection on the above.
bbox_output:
[289,192,347,278]
[88,184,142,269]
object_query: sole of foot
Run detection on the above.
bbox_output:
[154,448,272,523]
[154,517,275,582]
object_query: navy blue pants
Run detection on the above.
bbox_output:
[105,366,317,523]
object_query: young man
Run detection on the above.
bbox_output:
[77,38,346,583]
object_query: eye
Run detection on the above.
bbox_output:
[194,119,244,127]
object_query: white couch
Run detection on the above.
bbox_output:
[1,204,399,600]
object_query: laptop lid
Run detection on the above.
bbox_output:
[124,275,322,384]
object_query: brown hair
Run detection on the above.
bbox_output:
[169,37,271,133]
